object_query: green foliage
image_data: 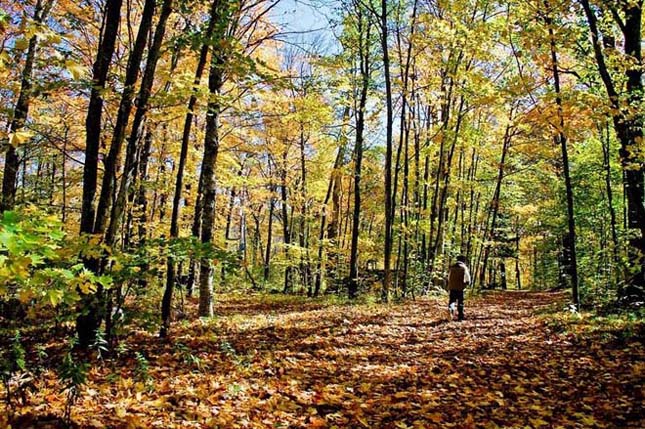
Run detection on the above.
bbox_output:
[543,307,644,343]
[0,330,32,416]
[1,331,26,374]
[219,340,237,358]
[134,351,152,384]
[174,342,203,371]
[0,207,113,314]
[106,236,240,289]
[33,343,48,375]
[92,328,109,360]
[59,342,90,425]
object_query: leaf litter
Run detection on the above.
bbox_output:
[2,291,643,428]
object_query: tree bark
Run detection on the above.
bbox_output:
[297,126,312,294]
[546,9,579,308]
[80,0,123,234]
[280,148,293,293]
[106,0,174,247]
[188,170,204,297]
[264,188,275,283]
[600,121,619,268]
[579,0,645,299]
[381,0,394,302]
[76,0,123,348]
[348,14,370,299]
[93,0,157,235]
[478,109,514,288]
[1,0,55,212]
[198,53,225,317]
[314,106,349,296]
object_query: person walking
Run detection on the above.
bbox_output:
[447,255,471,321]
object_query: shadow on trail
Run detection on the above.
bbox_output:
[203,291,643,428]
[40,291,642,429]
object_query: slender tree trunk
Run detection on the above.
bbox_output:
[314,106,349,295]
[580,0,645,299]
[601,121,619,268]
[430,96,465,270]
[381,0,394,302]
[515,218,521,290]
[413,97,421,254]
[221,163,245,280]
[93,0,157,235]
[264,189,275,283]
[326,108,348,288]
[224,187,237,241]
[1,0,54,212]
[136,130,153,243]
[479,109,514,288]
[61,130,67,222]
[546,11,579,308]
[164,17,213,316]
[427,70,454,268]
[198,32,227,317]
[297,127,312,294]
[420,109,431,264]
[281,149,293,293]
[467,190,480,263]
[392,0,416,298]
[500,261,507,290]
[465,148,478,256]
[106,0,174,247]
[76,0,123,348]
[80,0,123,234]
[349,16,370,299]
[187,169,204,297]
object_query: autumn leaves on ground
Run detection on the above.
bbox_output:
[3,291,642,429]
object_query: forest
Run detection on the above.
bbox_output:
[0,0,643,427]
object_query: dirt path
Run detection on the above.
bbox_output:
[8,291,644,428]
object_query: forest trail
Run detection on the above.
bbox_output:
[8,291,644,429]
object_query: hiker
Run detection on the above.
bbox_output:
[447,255,471,321]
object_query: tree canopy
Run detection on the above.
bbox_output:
[0,0,643,427]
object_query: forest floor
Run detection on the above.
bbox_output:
[3,291,644,429]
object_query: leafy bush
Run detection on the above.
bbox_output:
[0,207,112,318]
[0,331,31,415]
[59,339,90,425]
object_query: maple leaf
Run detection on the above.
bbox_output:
[8,130,33,147]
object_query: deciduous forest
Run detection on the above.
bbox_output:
[0,0,643,427]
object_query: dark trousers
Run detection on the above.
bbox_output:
[449,289,464,320]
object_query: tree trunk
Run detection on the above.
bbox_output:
[264,189,275,283]
[314,106,349,296]
[478,109,514,289]
[349,15,370,299]
[80,0,123,234]
[136,130,153,243]
[579,0,645,300]
[381,0,393,302]
[600,120,619,270]
[93,0,157,235]
[546,10,579,308]
[427,70,453,268]
[106,0,174,247]
[1,0,54,212]
[297,130,312,294]
[76,0,123,348]
[430,96,465,270]
[281,149,293,293]
[187,170,204,297]
[164,15,213,317]
[198,52,225,318]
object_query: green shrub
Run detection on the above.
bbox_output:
[0,207,112,317]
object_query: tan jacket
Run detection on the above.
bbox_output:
[448,262,471,291]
